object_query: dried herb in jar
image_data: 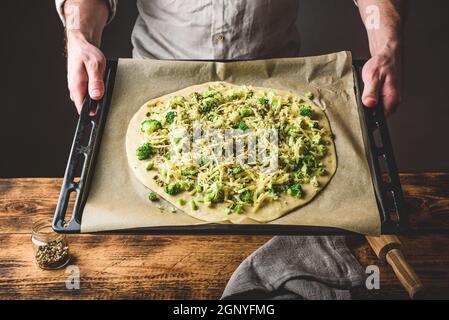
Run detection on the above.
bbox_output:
[35,240,70,269]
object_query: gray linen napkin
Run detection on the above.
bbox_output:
[221,236,365,300]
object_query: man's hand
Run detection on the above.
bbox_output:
[66,31,106,112]
[63,0,109,113]
[357,0,404,116]
[362,45,401,115]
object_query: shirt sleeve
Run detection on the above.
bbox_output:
[55,0,117,26]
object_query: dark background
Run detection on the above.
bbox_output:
[1,0,448,178]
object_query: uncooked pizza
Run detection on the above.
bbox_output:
[126,82,337,223]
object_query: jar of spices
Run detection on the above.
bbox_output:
[31,219,71,270]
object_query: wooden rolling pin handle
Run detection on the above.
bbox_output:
[386,248,424,299]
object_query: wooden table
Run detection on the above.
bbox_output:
[1,173,448,300]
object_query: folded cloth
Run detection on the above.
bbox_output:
[221,236,365,300]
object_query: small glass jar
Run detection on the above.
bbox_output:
[31,219,71,270]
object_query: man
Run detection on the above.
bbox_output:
[57,0,403,115]
[56,0,404,299]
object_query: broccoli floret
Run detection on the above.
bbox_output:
[317,166,327,176]
[239,190,253,203]
[300,155,325,175]
[141,119,162,134]
[238,121,249,131]
[294,172,310,184]
[299,105,313,118]
[190,200,199,211]
[233,204,243,214]
[287,184,303,198]
[310,121,320,129]
[180,179,194,191]
[302,154,316,167]
[229,91,245,100]
[148,192,158,201]
[205,182,224,203]
[195,184,203,193]
[271,98,281,111]
[136,142,152,160]
[197,155,209,167]
[269,184,283,195]
[165,111,176,124]
[225,203,244,214]
[173,137,183,145]
[285,124,299,136]
[202,90,219,98]
[177,198,186,206]
[258,96,269,106]
[305,91,314,99]
[164,182,182,195]
[312,133,322,145]
[146,162,154,171]
[199,98,216,113]
[232,166,243,175]
[239,107,253,117]
[181,167,197,176]
[316,145,327,157]
[207,114,219,122]
[192,92,202,103]
[168,96,184,109]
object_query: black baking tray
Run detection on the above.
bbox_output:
[53,59,407,235]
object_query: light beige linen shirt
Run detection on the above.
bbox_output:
[56,0,301,60]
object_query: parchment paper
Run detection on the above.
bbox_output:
[81,51,381,235]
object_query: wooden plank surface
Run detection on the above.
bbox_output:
[0,174,448,299]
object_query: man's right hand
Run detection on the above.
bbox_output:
[63,0,109,113]
[66,30,106,113]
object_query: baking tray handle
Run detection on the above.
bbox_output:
[53,60,117,233]
[353,61,407,233]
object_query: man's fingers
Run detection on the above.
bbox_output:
[85,54,106,100]
[361,53,402,115]
[68,65,88,113]
[362,67,381,108]
[381,74,401,115]
[71,80,88,113]
[66,31,108,113]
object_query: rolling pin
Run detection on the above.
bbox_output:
[365,235,424,299]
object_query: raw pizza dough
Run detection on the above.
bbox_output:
[126,82,337,223]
